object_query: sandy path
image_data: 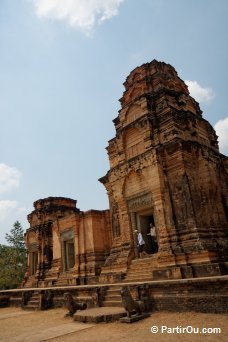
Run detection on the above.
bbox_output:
[0,307,227,342]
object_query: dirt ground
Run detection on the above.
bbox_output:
[0,307,227,342]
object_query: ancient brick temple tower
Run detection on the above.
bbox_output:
[99,59,228,281]
[24,60,228,287]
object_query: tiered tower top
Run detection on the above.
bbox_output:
[120,60,188,106]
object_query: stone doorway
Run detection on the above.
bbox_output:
[30,251,38,275]
[63,239,75,271]
[136,210,158,255]
[128,193,158,258]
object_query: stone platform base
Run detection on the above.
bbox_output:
[120,312,150,323]
[73,307,126,323]
[1,275,228,314]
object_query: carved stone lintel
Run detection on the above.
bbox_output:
[128,193,152,212]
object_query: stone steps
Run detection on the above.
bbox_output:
[23,280,36,288]
[106,288,122,294]
[124,257,157,282]
[124,276,153,283]
[127,269,152,276]
[102,286,122,308]
[54,280,69,287]
[24,291,40,310]
[103,301,123,307]
[131,257,157,266]
[104,295,121,301]
[29,299,39,305]
[125,270,153,277]
[53,272,76,287]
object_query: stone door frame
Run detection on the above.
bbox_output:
[127,192,156,258]
[28,243,39,275]
[60,229,75,271]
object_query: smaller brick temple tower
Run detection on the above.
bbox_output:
[25,197,111,287]
[99,60,228,281]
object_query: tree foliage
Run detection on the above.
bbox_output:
[0,221,27,290]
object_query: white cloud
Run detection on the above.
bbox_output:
[214,117,228,155]
[0,164,21,194]
[0,200,18,221]
[17,207,27,213]
[33,0,125,34]
[185,80,215,103]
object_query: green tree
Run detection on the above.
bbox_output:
[0,244,15,289]
[5,220,26,254]
[0,221,27,289]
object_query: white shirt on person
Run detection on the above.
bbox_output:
[138,232,145,246]
[150,226,156,237]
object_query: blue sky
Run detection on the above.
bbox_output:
[0,0,228,244]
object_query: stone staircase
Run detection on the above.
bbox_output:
[54,272,69,287]
[54,271,76,287]
[23,276,37,288]
[24,291,40,310]
[124,256,158,282]
[102,286,122,307]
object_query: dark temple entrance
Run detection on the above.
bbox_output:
[30,251,38,275]
[63,239,75,270]
[61,230,75,271]
[136,211,158,254]
[128,193,158,257]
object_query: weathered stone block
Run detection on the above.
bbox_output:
[152,267,182,280]
[192,263,221,278]
[180,266,193,278]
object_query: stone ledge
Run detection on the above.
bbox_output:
[1,274,228,293]
[73,307,126,323]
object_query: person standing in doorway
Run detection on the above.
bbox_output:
[148,224,158,253]
[137,231,146,257]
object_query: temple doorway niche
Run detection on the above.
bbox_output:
[30,251,38,275]
[61,230,75,271]
[127,192,157,257]
[63,239,75,270]
[136,210,158,255]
